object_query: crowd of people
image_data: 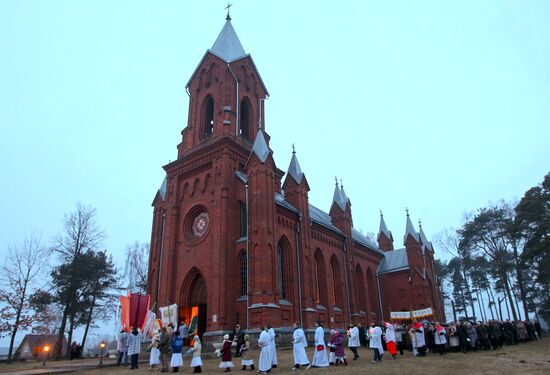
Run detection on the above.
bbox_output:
[114,318,544,373]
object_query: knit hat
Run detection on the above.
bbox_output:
[223,334,230,340]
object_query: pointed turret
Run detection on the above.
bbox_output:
[332,178,346,211]
[377,211,394,251]
[249,128,271,163]
[287,145,304,184]
[209,18,247,62]
[340,180,351,208]
[403,209,419,245]
[283,145,310,220]
[419,222,433,252]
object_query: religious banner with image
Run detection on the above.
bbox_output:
[159,303,178,328]
[390,307,434,320]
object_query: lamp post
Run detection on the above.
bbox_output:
[42,345,50,366]
[99,342,106,367]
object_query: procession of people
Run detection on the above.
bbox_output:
[116,318,543,373]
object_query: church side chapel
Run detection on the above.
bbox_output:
[147,13,444,346]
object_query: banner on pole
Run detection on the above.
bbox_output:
[159,303,178,328]
[390,307,433,320]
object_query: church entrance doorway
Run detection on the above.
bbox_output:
[180,269,207,340]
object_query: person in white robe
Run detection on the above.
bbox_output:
[147,330,161,370]
[368,322,383,363]
[408,324,418,356]
[347,323,360,360]
[433,322,447,355]
[311,321,329,367]
[267,325,278,368]
[291,323,310,370]
[257,326,272,374]
[414,322,427,357]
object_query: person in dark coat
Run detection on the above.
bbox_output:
[232,325,245,357]
[358,323,367,347]
[457,322,469,353]
[158,327,172,373]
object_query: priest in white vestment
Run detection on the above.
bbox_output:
[414,322,427,357]
[311,321,329,367]
[291,323,310,370]
[258,326,272,374]
[267,325,278,368]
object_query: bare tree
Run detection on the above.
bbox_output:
[0,232,49,363]
[122,242,149,294]
[51,203,105,359]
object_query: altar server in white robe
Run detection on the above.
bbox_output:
[311,321,329,367]
[267,325,278,368]
[258,326,272,374]
[368,322,383,363]
[414,322,427,357]
[347,323,360,360]
[291,323,310,370]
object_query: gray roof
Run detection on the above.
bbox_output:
[159,176,167,201]
[209,20,247,62]
[351,228,384,255]
[377,248,409,274]
[377,213,392,241]
[404,214,419,244]
[275,193,300,213]
[250,129,270,163]
[309,204,344,235]
[287,152,304,184]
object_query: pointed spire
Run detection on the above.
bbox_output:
[340,179,350,205]
[287,145,304,184]
[210,15,246,62]
[332,178,346,211]
[419,223,433,251]
[404,208,419,244]
[159,175,167,202]
[378,210,392,240]
[250,128,270,163]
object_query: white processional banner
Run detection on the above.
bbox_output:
[159,303,178,328]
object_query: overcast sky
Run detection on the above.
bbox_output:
[1,0,549,305]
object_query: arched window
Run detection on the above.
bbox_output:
[314,250,328,307]
[277,245,286,298]
[366,268,378,317]
[355,265,367,312]
[240,99,250,140]
[277,238,292,300]
[203,96,214,137]
[331,255,344,307]
[240,251,247,296]
[239,201,247,238]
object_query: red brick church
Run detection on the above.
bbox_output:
[147,15,445,342]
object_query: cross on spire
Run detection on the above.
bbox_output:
[405,207,409,217]
[334,176,339,186]
[225,2,232,21]
[292,143,296,155]
[340,179,344,189]
[418,219,422,229]
[380,209,383,217]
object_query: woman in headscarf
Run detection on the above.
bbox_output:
[189,335,203,373]
[240,334,255,371]
[170,330,184,372]
[219,334,234,372]
[148,330,161,370]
